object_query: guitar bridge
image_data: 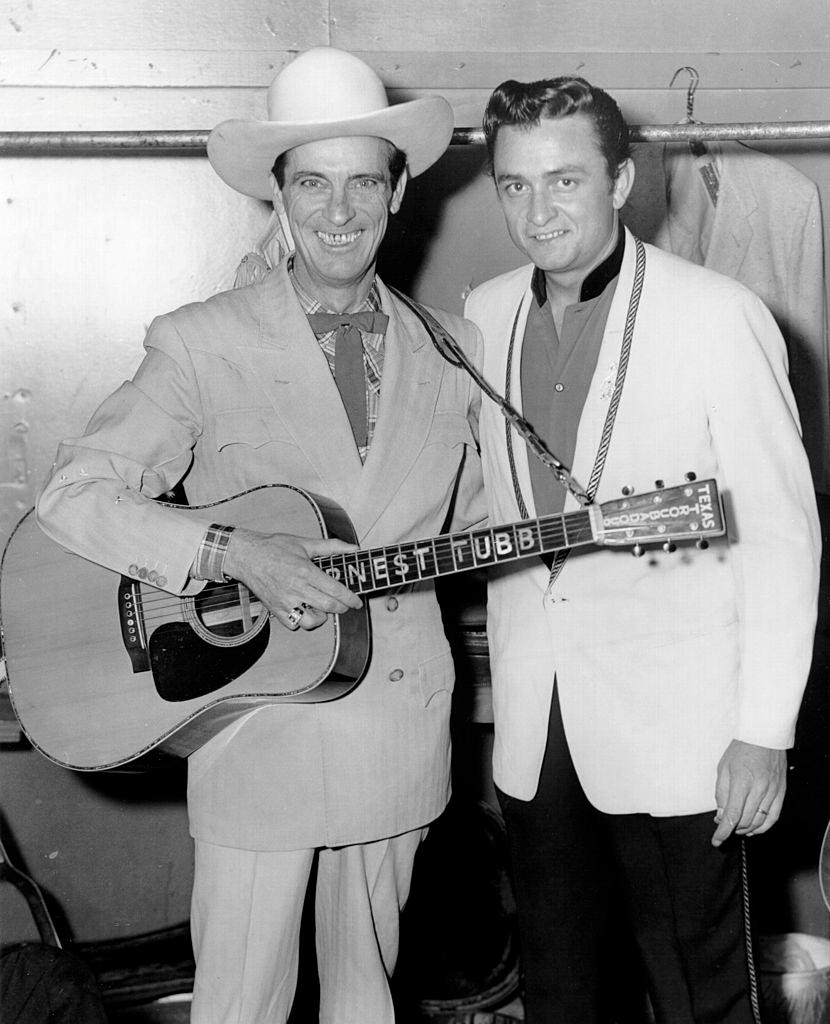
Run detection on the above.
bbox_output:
[118,576,150,673]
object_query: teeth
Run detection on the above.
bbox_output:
[317,230,362,246]
[535,230,567,240]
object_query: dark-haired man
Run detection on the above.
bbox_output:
[465,76,819,1023]
[36,47,484,1024]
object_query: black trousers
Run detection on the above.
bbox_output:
[0,944,109,1024]
[497,687,758,1024]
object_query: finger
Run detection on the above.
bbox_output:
[304,537,360,557]
[305,571,363,611]
[712,811,738,847]
[299,606,328,631]
[712,787,749,847]
[746,784,787,837]
[734,784,769,834]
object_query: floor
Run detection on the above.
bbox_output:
[110,992,525,1023]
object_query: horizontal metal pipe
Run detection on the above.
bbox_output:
[1,121,829,154]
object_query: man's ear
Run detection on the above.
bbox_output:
[612,158,635,211]
[390,167,408,215]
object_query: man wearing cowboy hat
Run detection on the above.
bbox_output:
[36,46,484,1023]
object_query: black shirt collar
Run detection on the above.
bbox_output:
[531,226,626,307]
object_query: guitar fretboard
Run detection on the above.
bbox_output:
[314,509,596,595]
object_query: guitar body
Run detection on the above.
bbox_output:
[0,486,370,771]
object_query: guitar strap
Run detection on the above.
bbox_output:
[391,236,647,588]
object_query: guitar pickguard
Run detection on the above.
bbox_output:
[149,620,271,702]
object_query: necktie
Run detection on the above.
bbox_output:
[307,310,389,448]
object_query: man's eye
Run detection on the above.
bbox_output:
[503,182,526,196]
[352,178,379,190]
[558,178,576,188]
[300,178,325,189]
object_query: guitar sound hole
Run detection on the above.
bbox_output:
[184,583,269,648]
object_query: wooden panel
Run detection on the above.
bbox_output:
[332,0,828,55]
[3,82,829,132]
[0,0,327,51]
[3,49,829,90]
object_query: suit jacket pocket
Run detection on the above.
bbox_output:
[213,408,298,451]
[418,649,456,707]
[424,411,475,451]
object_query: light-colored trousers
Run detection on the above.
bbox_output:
[189,828,426,1024]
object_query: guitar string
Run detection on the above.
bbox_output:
[132,515,697,625]
[132,501,705,626]
[131,516,595,623]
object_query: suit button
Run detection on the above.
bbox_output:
[137,567,148,579]
[147,570,158,583]
[156,575,167,588]
[388,669,404,682]
[128,563,139,575]
[386,597,399,612]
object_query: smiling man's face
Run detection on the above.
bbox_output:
[273,135,406,310]
[493,113,633,293]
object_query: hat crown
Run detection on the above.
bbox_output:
[267,47,390,126]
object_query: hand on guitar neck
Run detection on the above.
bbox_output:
[224,528,362,632]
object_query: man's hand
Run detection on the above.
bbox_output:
[712,740,787,847]
[223,527,362,632]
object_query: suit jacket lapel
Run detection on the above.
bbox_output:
[566,227,640,511]
[227,264,365,503]
[351,281,443,540]
[503,283,539,520]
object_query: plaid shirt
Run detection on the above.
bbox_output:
[192,260,387,582]
[289,257,385,463]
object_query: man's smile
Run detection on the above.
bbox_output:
[531,228,569,241]
[316,229,364,247]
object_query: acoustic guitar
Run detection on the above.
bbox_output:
[0,477,724,771]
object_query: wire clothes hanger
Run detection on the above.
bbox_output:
[669,66,707,156]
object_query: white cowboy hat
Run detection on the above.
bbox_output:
[208,47,455,200]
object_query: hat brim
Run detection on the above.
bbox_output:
[207,97,454,200]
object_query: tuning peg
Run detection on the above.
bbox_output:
[621,485,634,496]
[632,543,645,557]
[696,538,709,550]
[654,479,664,489]
[662,541,676,553]
[684,471,697,482]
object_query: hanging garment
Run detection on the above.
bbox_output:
[623,140,830,493]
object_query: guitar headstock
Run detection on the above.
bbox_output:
[597,475,725,550]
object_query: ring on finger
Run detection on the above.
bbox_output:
[286,603,307,628]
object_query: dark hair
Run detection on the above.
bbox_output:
[483,76,631,181]
[271,139,408,190]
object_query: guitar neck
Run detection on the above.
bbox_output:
[314,507,598,596]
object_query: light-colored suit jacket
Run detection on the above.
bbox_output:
[624,140,830,493]
[37,263,484,850]
[465,228,820,815]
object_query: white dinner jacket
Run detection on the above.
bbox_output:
[465,228,820,815]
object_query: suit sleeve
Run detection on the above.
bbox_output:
[36,315,212,595]
[704,286,821,748]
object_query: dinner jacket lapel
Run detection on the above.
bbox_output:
[566,226,640,511]
[227,263,365,503]
[350,280,443,540]
[502,281,539,521]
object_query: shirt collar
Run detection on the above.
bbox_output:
[287,255,381,316]
[531,226,626,307]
